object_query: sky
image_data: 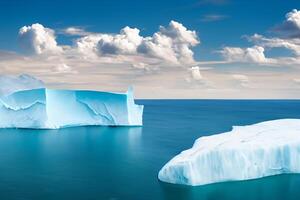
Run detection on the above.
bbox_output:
[0,0,300,98]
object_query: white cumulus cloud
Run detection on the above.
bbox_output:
[75,20,199,65]
[220,9,300,66]
[74,26,143,61]
[138,21,199,64]
[18,21,199,67]
[248,34,300,56]
[273,9,300,38]
[220,46,271,63]
[190,66,203,80]
[286,9,300,28]
[19,23,63,55]
[97,26,143,55]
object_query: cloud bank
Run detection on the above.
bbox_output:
[1,9,300,98]
[19,21,199,67]
[220,9,300,66]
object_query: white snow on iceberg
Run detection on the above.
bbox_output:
[0,74,44,96]
[0,75,143,129]
[158,119,300,186]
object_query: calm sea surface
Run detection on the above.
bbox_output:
[0,100,300,200]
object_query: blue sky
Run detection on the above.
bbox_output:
[1,0,298,59]
[0,0,300,98]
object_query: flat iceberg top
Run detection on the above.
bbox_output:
[159,119,300,186]
[0,75,143,129]
[0,74,44,96]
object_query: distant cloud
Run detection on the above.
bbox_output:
[5,12,300,98]
[190,66,203,80]
[18,21,199,67]
[232,74,248,81]
[232,74,250,87]
[272,9,300,38]
[294,78,300,83]
[248,34,300,56]
[184,66,215,89]
[95,26,142,55]
[131,62,149,70]
[61,27,91,36]
[53,63,76,73]
[232,74,249,83]
[137,21,199,64]
[185,66,205,85]
[75,20,199,65]
[220,9,300,66]
[220,46,273,64]
[18,23,63,55]
[201,14,228,22]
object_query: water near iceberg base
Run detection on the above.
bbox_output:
[0,87,143,129]
[158,119,300,186]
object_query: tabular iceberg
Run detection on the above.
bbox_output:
[0,75,143,129]
[158,119,300,186]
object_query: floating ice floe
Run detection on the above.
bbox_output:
[159,119,300,186]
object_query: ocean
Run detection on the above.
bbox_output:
[0,100,300,200]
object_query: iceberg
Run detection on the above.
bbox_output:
[158,119,300,186]
[0,74,44,96]
[0,74,143,129]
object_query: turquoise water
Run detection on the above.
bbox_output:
[0,100,300,200]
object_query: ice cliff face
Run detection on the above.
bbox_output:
[158,119,300,186]
[0,75,143,129]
